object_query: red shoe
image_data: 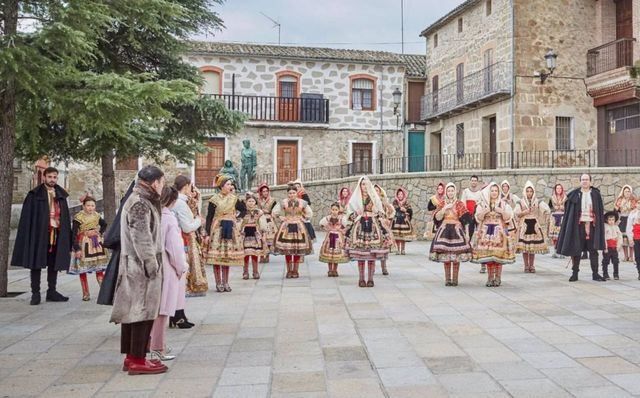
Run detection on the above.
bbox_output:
[127,360,168,375]
[122,357,162,371]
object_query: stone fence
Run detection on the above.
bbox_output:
[260,167,640,238]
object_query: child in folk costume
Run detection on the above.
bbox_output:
[500,180,520,245]
[292,179,317,242]
[614,185,637,262]
[69,195,109,301]
[149,187,185,360]
[346,176,392,287]
[429,183,473,286]
[319,202,349,277]
[273,184,314,278]
[548,183,567,258]
[514,181,550,273]
[257,182,277,263]
[472,182,516,287]
[425,182,446,240]
[625,206,640,280]
[338,187,351,214]
[391,187,415,254]
[374,184,396,275]
[602,211,623,280]
[241,193,267,279]
[204,174,247,293]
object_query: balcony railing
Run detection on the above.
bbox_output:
[209,94,329,124]
[242,149,640,188]
[421,62,512,121]
[587,38,635,77]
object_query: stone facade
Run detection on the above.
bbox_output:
[261,167,640,238]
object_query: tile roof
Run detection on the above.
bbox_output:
[400,54,427,78]
[188,41,409,66]
[419,0,481,37]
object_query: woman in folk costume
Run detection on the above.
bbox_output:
[273,184,314,278]
[185,182,209,295]
[514,181,550,273]
[548,183,567,258]
[391,187,416,254]
[429,183,473,286]
[346,176,392,287]
[204,174,247,292]
[68,195,109,301]
[425,182,446,240]
[500,180,520,238]
[338,187,352,214]
[614,185,638,262]
[240,193,267,279]
[319,202,350,277]
[292,179,317,241]
[472,182,516,287]
[374,184,396,275]
[257,182,277,263]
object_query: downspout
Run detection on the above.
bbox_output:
[510,0,516,168]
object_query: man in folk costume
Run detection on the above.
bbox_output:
[12,167,72,305]
[461,175,485,273]
[556,174,606,282]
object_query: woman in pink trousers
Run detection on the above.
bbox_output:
[149,186,186,361]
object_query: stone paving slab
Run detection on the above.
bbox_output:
[1,234,640,397]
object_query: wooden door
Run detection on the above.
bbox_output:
[195,138,225,188]
[278,76,299,122]
[489,116,497,169]
[429,132,442,171]
[352,143,372,174]
[616,0,633,67]
[407,82,424,122]
[277,140,298,185]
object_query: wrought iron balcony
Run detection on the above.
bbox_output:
[587,38,635,77]
[421,62,512,121]
[209,94,329,124]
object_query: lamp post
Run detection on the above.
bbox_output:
[539,49,557,84]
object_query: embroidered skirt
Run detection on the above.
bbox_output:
[516,218,549,254]
[391,213,415,241]
[205,219,245,266]
[548,211,564,240]
[346,217,391,261]
[242,226,268,257]
[68,234,109,274]
[429,222,472,263]
[184,232,208,297]
[262,214,277,247]
[319,231,349,264]
[273,220,313,255]
[471,221,516,264]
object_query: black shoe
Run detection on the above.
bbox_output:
[174,319,193,329]
[592,274,606,282]
[603,273,610,281]
[582,253,588,259]
[46,290,69,302]
[614,274,619,280]
[569,274,578,282]
[30,293,41,305]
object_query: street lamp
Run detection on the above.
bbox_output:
[539,49,557,84]
[392,87,402,116]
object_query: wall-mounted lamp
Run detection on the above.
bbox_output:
[538,49,557,84]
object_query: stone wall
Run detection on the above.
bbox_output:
[262,167,640,238]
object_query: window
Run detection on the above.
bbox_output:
[432,75,439,113]
[351,76,376,111]
[456,123,465,156]
[116,157,139,171]
[458,18,463,33]
[486,0,492,16]
[352,143,373,174]
[555,117,574,150]
[200,66,223,95]
[456,63,464,104]
[433,33,438,48]
[608,103,640,133]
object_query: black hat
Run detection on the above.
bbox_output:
[604,210,619,222]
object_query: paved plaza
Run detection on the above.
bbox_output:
[2,235,640,397]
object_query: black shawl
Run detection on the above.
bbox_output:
[555,187,605,256]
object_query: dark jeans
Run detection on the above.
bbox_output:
[601,249,619,276]
[30,250,58,294]
[571,223,599,276]
[121,320,155,358]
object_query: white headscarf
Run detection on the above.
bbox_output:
[480,181,500,208]
[521,180,537,208]
[445,182,458,204]
[347,176,384,216]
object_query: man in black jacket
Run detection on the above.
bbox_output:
[12,167,72,304]
[556,173,606,282]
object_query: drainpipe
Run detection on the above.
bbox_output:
[510,0,516,168]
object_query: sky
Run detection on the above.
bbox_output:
[200,0,467,54]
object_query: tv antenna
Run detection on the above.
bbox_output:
[260,12,281,45]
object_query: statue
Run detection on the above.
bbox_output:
[239,139,257,192]
[219,160,239,187]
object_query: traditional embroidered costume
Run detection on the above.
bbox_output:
[373,184,396,275]
[319,213,349,277]
[514,181,550,254]
[293,179,317,241]
[69,209,109,301]
[338,187,352,214]
[602,211,623,280]
[548,184,567,257]
[240,195,268,279]
[614,185,637,262]
[429,183,473,286]
[273,191,314,278]
[391,187,415,255]
[500,180,520,242]
[425,182,446,240]
[346,176,392,287]
[174,190,207,298]
[257,182,277,262]
[472,182,516,286]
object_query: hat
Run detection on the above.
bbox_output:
[604,210,619,222]
[214,174,231,189]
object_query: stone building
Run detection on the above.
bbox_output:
[418,0,638,169]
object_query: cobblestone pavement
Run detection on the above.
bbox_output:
[1,234,640,397]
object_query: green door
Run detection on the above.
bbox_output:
[408,131,425,172]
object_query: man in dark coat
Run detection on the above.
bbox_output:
[556,173,606,282]
[11,167,73,305]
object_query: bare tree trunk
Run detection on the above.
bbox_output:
[101,150,116,223]
[0,0,19,297]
